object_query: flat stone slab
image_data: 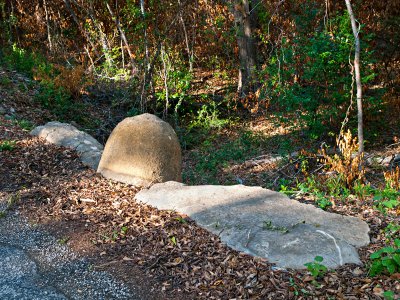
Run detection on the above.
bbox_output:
[30,122,103,169]
[135,182,370,269]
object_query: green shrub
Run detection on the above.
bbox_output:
[373,185,400,214]
[369,239,400,276]
[189,101,230,130]
[1,44,49,77]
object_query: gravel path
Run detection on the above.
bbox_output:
[0,210,140,300]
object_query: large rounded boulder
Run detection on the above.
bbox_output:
[97,113,182,186]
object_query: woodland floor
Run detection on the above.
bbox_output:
[0,67,399,299]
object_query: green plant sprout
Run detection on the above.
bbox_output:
[304,256,328,279]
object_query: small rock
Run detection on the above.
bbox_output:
[381,156,393,166]
[352,267,364,276]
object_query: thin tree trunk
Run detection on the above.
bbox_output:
[43,0,52,52]
[86,2,112,67]
[10,0,16,44]
[140,0,150,112]
[233,0,257,97]
[63,0,99,57]
[121,39,124,69]
[161,45,169,118]
[345,0,364,153]
[178,0,193,72]
[106,2,137,75]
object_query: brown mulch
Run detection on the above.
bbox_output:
[1,116,399,299]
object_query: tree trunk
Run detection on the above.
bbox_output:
[345,0,364,153]
[140,0,150,112]
[63,0,100,58]
[105,2,137,75]
[43,0,52,52]
[233,0,257,97]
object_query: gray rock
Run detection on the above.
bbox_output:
[30,121,103,169]
[135,182,370,269]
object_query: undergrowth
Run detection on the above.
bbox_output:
[0,45,99,129]
[183,129,267,185]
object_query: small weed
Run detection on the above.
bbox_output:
[279,184,295,195]
[369,239,400,276]
[353,181,374,201]
[278,178,294,195]
[120,226,128,235]
[0,140,16,151]
[262,220,289,233]
[15,119,34,130]
[304,256,328,279]
[315,194,332,210]
[288,277,299,296]
[384,222,400,240]
[0,77,11,86]
[175,217,188,224]
[0,211,6,218]
[7,192,20,208]
[58,236,70,245]
[326,175,350,198]
[189,101,230,130]
[111,230,119,241]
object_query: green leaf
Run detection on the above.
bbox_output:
[382,247,395,254]
[370,252,382,259]
[381,258,393,266]
[386,263,396,274]
[383,290,395,300]
[393,254,400,266]
[170,236,177,245]
[315,256,324,262]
